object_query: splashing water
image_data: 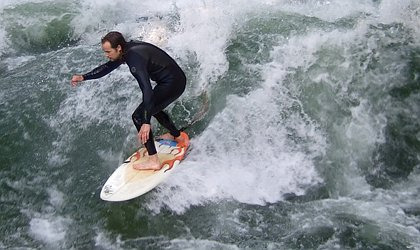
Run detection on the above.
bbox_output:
[1,0,419,248]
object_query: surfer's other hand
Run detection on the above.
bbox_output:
[71,75,84,86]
[139,124,151,144]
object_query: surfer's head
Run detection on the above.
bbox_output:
[101,31,126,61]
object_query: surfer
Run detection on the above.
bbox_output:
[71,31,187,171]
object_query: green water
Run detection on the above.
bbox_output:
[0,0,419,249]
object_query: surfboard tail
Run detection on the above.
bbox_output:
[176,131,190,148]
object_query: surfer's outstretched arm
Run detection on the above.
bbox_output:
[82,60,122,80]
[71,60,122,86]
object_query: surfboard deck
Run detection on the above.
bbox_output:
[100,132,189,202]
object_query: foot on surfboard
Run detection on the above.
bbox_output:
[132,158,161,171]
[157,132,189,148]
[157,133,175,140]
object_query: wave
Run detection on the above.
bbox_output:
[1,0,419,248]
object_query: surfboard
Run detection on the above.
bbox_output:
[100,132,189,202]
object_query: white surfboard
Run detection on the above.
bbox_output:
[100,132,189,202]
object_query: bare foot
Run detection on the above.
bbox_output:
[132,155,161,170]
[158,133,175,140]
[158,132,189,147]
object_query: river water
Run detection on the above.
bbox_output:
[1,0,419,249]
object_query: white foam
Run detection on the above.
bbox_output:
[47,187,65,209]
[267,26,395,193]
[346,100,387,151]
[332,193,420,245]
[266,0,376,22]
[94,231,123,250]
[276,0,420,42]
[70,0,299,94]
[24,186,71,246]
[71,0,172,44]
[42,0,418,215]
[0,27,7,57]
[145,30,335,213]
[167,1,237,92]
[93,231,240,250]
[378,0,420,39]
[47,1,262,168]
[47,64,139,166]
[0,0,44,9]
[167,238,240,249]
[29,216,71,245]
[145,15,414,212]
[4,56,36,70]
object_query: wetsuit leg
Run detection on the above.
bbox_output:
[149,81,185,137]
[132,76,186,155]
[154,111,181,137]
[132,103,157,155]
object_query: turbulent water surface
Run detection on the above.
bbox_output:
[1,0,419,249]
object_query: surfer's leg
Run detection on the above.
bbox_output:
[131,103,163,170]
[150,78,185,140]
[132,103,158,156]
[153,111,188,147]
[153,111,187,146]
[132,109,161,170]
[154,111,181,138]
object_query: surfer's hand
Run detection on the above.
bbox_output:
[139,124,151,144]
[71,75,84,86]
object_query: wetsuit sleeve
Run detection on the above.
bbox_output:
[125,51,154,124]
[82,60,122,80]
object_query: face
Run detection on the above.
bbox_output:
[102,41,122,61]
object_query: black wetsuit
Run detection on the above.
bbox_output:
[83,41,186,155]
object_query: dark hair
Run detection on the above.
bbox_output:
[101,31,127,51]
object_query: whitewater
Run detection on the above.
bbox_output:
[0,0,419,248]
